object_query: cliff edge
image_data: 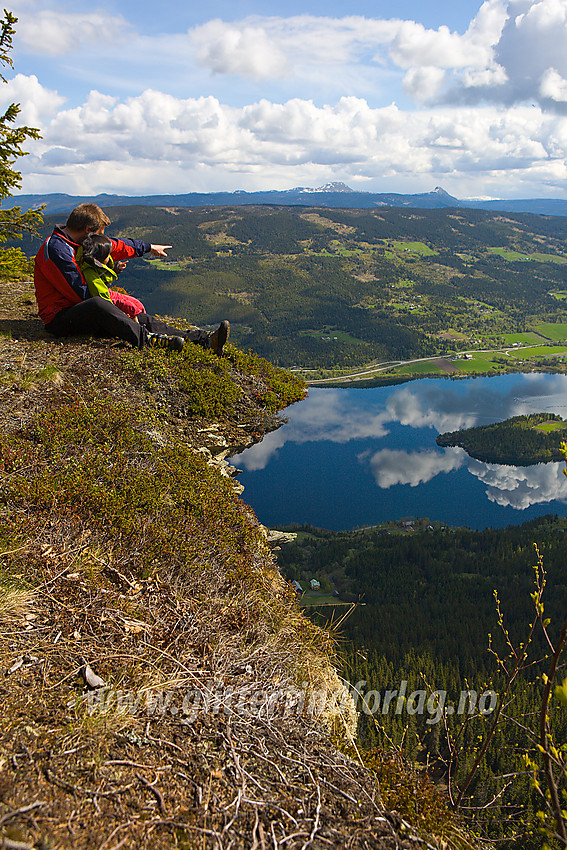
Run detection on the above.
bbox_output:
[0,280,433,849]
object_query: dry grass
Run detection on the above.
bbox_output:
[0,586,34,621]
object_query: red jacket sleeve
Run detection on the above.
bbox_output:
[110,237,151,261]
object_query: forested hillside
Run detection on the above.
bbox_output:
[20,204,567,370]
[277,516,567,845]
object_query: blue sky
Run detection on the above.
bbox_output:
[5,0,567,198]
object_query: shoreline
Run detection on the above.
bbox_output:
[297,342,567,387]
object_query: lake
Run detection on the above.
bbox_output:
[230,373,567,530]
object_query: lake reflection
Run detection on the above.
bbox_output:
[231,373,567,530]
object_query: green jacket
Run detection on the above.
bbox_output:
[76,246,118,301]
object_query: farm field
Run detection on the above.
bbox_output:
[503,332,545,344]
[487,246,567,263]
[533,322,567,340]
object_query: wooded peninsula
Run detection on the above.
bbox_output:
[436,412,567,464]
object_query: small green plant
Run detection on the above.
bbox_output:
[176,352,241,418]
[1,393,259,578]
[0,360,61,388]
[363,748,475,847]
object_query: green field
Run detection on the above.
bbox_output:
[438,330,469,341]
[534,420,567,432]
[394,361,444,375]
[503,332,545,344]
[300,593,350,607]
[392,354,512,376]
[507,344,567,358]
[533,322,567,340]
[145,259,183,271]
[300,329,366,344]
[488,247,567,264]
[384,240,437,256]
[455,357,506,373]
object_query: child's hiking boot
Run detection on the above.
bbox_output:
[207,320,230,356]
[147,331,185,352]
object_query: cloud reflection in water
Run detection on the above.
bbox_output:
[232,375,567,512]
[467,459,567,510]
[362,447,468,488]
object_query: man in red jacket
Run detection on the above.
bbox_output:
[34,203,229,353]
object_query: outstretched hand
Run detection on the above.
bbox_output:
[150,244,172,258]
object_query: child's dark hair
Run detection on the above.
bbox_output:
[82,233,112,263]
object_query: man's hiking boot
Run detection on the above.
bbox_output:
[147,332,185,352]
[208,320,230,356]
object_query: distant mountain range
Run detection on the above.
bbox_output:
[5,184,567,217]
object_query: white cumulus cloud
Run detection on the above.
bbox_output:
[184,3,567,115]
[16,8,131,56]
[190,19,288,80]
[10,3,567,198]
[0,74,65,124]
[7,6,567,200]
[403,67,447,103]
[439,0,567,109]
[190,15,401,79]
[539,68,567,102]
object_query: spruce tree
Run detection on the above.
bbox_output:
[0,10,42,279]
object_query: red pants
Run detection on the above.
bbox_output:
[109,290,146,319]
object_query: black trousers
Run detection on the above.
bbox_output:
[45,297,209,349]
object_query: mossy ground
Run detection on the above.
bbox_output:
[0,281,469,849]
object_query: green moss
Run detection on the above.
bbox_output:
[121,339,305,416]
[177,367,241,417]
[225,345,306,411]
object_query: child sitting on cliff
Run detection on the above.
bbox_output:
[77,233,146,321]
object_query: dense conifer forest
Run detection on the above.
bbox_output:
[276,516,567,845]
